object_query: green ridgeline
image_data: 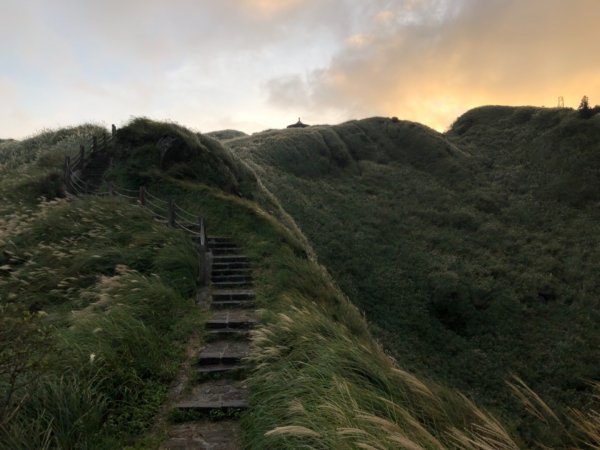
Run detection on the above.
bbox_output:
[106,118,527,449]
[2,114,599,449]
[228,109,600,447]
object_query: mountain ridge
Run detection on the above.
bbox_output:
[226,105,600,445]
[2,106,600,448]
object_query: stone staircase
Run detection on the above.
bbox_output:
[161,236,257,450]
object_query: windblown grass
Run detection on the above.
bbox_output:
[0,127,204,447]
[109,117,600,448]
[229,110,600,446]
[5,117,600,449]
[0,125,105,211]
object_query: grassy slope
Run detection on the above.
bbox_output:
[228,112,600,445]
[0,130,203,448]
[448,105,600,205]
[106,119,532,449]
[3,117,599,449]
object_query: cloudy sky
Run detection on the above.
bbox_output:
[2,0,600,138]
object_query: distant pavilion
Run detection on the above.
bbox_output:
[287,117,309,128]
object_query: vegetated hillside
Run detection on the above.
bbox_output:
[205,129,248,141]
[3,117,599,449]
[228,111,600,445]
[0,120,514,449]
[0,128,203,448]
[113,118,257,198]
[229,117,468,179]
[448,105,600,205]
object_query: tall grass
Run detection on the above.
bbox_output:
[5,117,599,448]
[104,160,522,447]
[0,125,105,213]
[0,128,204,447]
[108,116,600,448]
[229,110,600,446]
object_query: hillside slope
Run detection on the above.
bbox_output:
[448,105,600,205]
[0,128,203,448]
[0,120,535,449]
[3,116,600,448]
[228,111,600,444]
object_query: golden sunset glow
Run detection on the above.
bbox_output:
[242,0,303,17]
[1,0,599,137]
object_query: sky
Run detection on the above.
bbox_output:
[2,0,600,139]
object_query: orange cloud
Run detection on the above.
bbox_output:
[265,0,600,131]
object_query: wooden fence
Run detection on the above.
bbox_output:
[63,125,212,286]
[103,183,213,286]
[63,125,116,195]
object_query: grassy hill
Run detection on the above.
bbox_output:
[228,109,600,446]
[2,115,600,448]
[205,129,248,141]
[0,128,206,448]
[448,105,600,205]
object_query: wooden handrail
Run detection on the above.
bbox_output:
[197,216,211,286]
[64,124,213,286]
[63,127,115,194]
[168,200,176,227]
[78,145,85,170]
[139,186,146,206]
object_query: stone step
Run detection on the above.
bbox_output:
[207,310,257,330]
[212,281,253,289]
[207,236,234,245]
[160,421,241,450]
[197,363,249,374]
[211,300,255,309]
[212,289,255,300]
[212,261,250,270]
[209,246,239,253]
[211,248,241,256]
[211,274,253,282]
[211,292,255,302]
[212,255,249,263]
[210,241,240,248]
[174,380,248,411]
[206,320,255,330]
[197,341,252,365]
[210,273,253,283]
[206,328,251,337]
[211,276,252,284]
[211,268,252,277]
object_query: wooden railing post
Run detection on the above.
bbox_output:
[92,136,97,153]
[139,186,146,206]
[63,156,69,180]
[168,200,176,227]
[64,156,71,191]
[197,216,211,286]
[198,216,206,283]
[79,145,85,169]
[111,124,117,137]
